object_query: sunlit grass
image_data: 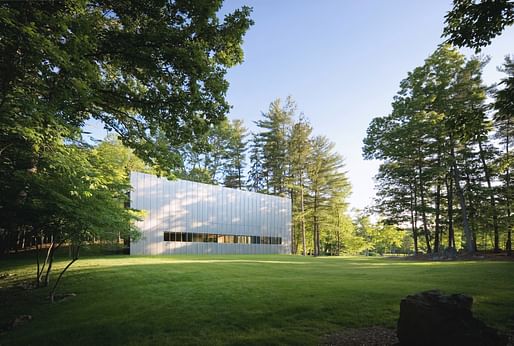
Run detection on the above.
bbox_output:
[1,255,513,345]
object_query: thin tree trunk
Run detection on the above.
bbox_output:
[313,189,319,256]
[237,165,242,190]
[290,190,296,254]
[417,158,432,254]
[478,139,500,252]
[50,245,80,303]
[300,178,306,256]
[312,217,315,256]
[43,242,55,287]
[410,186,419,254]
[434,183,441,253]
[316,217,321,256]
[336,211,341,256]
[316,224,321,256]
[37,237,53,286]
[43,240,64,287]
[446,173,455,249]
[505,127,512,255]
[35,234,41,287]
[451,145,474,253]
[465,173,479,252]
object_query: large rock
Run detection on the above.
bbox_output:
[397,290,507,346]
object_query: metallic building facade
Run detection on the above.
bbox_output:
[130,172,291,255]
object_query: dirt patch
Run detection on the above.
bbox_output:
[321,327,398,346]
[321,328,514,346]
[0,315,32,334]
[51,292,76,302]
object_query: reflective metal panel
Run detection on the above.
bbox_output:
[130,172,291,255]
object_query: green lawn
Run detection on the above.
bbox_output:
[1,255,513,345]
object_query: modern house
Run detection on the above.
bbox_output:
[129,172,292,255]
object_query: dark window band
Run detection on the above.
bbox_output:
[163,232,282,245]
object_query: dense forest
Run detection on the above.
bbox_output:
[0,0,254,299]
[2,94,404,258]
[166,97,405,256]
[361,0,514,256]
[364,46,513,255]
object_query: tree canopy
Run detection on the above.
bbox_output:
[0,0,253,168]
[443,0,514,51]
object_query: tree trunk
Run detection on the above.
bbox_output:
[313,216,318,256]
[43,240,64,287]
[312,188,319,256]
[300,178,306,256]
[417,159,432,254]
[505,127,512,255]
[465,173,479,252]
[35,234,41,287]
[37,238,53,286]
[478,139,500,252]
[434,183,441,253]
[50,245,80,303]
[290,190,296,254]
[316,217,321,256]
[316,226,321,256]
[446,173,455,249]
[237,165,242,190]
[410,186,419,254]
[336,230,341,256]
[450,146,474,253]
[336,212,341,256]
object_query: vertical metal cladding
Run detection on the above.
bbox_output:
[130,172,292,255]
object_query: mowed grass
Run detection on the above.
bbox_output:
[1,255,514,345]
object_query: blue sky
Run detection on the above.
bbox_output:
[85,0,514,211]
[220,0,514,210]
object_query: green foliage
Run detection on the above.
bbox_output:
[28,140,142,247]
[253,98,295,195]
[94,134,149,177]
[178,119,248,187]
[363,45,502,254]
[443,0,514,51]
[246,97,352,256]
[306,136,351,256]
[0,0,253,271]
[288,117,313,254]
[0,0,253,168]
[223,120,248,189]
[493,56,514,253]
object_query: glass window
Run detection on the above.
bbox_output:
[166,231,283,245]
[239,236,250,244]
[272,237,282,245]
